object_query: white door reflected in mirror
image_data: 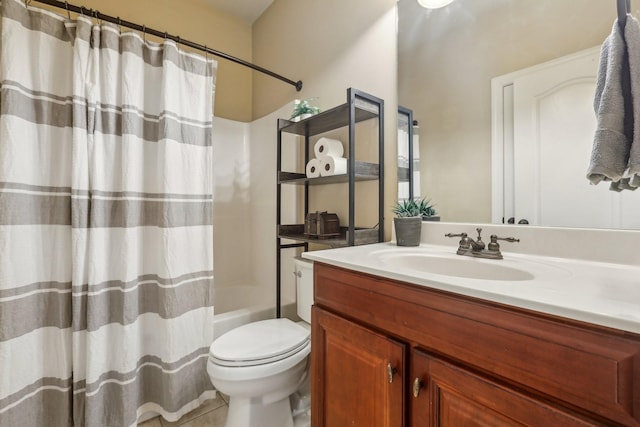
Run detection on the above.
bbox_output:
[492,47,640,229]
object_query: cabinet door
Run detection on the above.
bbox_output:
[312,306,405,427]
[411,350,598,427]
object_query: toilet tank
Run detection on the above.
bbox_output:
[294,258,314,323]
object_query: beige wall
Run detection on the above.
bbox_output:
[53,0,254,121]
[253,0,398,240]
[398,0,613,223]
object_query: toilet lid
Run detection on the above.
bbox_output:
[210,318,310,367]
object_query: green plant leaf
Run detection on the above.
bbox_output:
[393,197,436,217]
[290,97,321,119]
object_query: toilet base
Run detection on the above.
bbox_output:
[225,395,295,427]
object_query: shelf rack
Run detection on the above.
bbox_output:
[397,105,414,200]
[275,88,385,317]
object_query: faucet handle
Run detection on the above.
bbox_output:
[445,232,468,244]
[476,228,483,241]
[445,232,470,253]
[488,235,520,252]
[496,236,520,243]
[444,232,467,238]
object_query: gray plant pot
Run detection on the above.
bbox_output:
[394,216,422,246]
[422,215,440,222]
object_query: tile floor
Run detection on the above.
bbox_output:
[138,393,229,427]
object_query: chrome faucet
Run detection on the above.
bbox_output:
[445,228,519,260]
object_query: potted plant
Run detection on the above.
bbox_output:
[392,199,422,246]
[417,198,439,221]
[290,98,321,122]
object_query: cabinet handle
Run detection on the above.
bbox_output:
[412,377,424,398]
[386,363,398,383]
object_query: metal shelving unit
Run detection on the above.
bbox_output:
[275,88,385,317]
[397,106,414,200]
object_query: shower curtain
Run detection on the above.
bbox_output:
[0,0,217,426]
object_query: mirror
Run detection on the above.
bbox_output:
[398,0,640,229]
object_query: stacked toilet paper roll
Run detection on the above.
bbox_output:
[319,155,347,176]
[305,138,347,178]
[306,158,321,178]
[314,137,344,158]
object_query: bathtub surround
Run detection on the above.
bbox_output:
[212,285,296,340]
[0,1,216,425]
[211,109,300,312]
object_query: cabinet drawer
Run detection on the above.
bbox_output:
[314,263,640,425]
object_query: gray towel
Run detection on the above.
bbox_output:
[619,177,637,190]
[626,15,640,181]
[587,19,632,185]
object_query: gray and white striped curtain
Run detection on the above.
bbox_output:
[0,0,217,426]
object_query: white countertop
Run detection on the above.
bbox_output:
[302,242,640,334]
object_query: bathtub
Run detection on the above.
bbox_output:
[214,285,295,339]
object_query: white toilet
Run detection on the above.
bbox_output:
[207,258,313,427]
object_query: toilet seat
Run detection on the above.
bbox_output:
[210,318,310,367]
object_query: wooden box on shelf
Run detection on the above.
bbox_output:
[304,211,341,238]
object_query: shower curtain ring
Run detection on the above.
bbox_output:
[116,16,121,33]
[64,1,71,19]
[142,25,147,43]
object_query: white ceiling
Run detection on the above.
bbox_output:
[205,0,274,24]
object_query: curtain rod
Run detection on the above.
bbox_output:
[29,0,303,91]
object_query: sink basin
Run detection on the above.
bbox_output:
[372,250,560,282]
[378,253,534,281]
[364,246,573,283]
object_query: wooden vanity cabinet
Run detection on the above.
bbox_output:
[311,263,640,427]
